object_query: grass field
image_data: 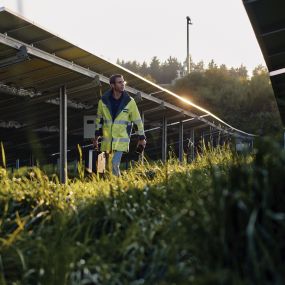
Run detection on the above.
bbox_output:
[0,139,284,285]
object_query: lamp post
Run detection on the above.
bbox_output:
[186,16,193,74]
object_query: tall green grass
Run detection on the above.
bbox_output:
[0,142,6,169]
[0,140,284,284]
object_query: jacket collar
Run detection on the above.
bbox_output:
[102,89,132,120]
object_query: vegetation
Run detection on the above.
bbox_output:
[117,56,182,84]
[173,63,282,135]
[118,57,282,135]
[1,139,284,284]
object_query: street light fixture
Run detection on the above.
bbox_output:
[186,16,193,74]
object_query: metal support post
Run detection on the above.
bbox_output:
[209,126,213,147]
[179,121,184,163]
[139,111,145,164]
[16,159,20,169]
[189,128,195,162]
[30,154,34,167]
[88,149,93,171]
[59,85,67,184]
[217,131,221,146]
[162,116,167,162]
[201,130,205,153]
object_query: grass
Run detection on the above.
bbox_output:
[0,139,284,285]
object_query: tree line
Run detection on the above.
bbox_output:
[117,56,182,84]
[117,57,282,135]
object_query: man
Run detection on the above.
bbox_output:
[93,74,146,176]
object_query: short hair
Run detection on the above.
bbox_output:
[109,74,123,85]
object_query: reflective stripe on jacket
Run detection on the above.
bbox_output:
[95,90,145,152]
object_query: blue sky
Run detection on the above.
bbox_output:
[0,0,265,72]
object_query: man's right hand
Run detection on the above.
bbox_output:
[92,137,100,150]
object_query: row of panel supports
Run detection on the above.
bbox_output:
[57,94,197,183]
[59,86,67,184]
[57,89,255,183]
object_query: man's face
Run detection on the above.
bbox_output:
[112,77,125,93]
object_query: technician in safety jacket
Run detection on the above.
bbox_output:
[92,74,146,176]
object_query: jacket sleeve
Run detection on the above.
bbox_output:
[95,100,103,137]
[130,100,146,140]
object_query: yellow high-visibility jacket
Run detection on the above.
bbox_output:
[95,90,145,152]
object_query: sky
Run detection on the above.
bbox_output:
[0,0,266,73]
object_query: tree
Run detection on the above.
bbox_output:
[192,61,205,73]
[161,56,182,84]
[149,56,161,82]
[140,61,149,76]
